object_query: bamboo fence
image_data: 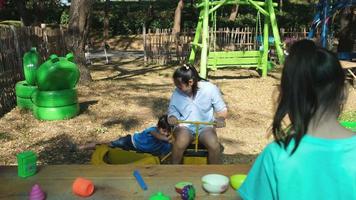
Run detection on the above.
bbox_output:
[0,25,67,117]
[143,27,309,64]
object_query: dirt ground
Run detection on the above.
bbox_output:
[1,55,355,165]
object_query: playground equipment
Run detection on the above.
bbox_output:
[15,48,40,110]
[308,0,356,48]
[15,48,80,120]
[23,47,39,86]
[91,120,217,165]
[33,53,80,120]
[188,0,285,78]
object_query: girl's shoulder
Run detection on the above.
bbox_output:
[198,81,218,90]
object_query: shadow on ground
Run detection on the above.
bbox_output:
[33,134,91,164]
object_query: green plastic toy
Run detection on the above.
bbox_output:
[149,192,171,200]
[340,121,356,132]
[23,47,40,86]
[36,53,80,91]
[17,151,37,178]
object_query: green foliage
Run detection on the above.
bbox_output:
[60,9,69,25]
[276,2,315,28]
[0,0,317,35]
[339,111,356,122]
[0,0,64,25]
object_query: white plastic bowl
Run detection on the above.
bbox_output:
[201,174,229,195]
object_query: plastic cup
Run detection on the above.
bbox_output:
[230,174,247,190]
[72,177,94,197]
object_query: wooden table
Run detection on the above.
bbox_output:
[340,60,356,80]
[0,164,250,199]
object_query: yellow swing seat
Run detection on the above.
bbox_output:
[91,144,160,165]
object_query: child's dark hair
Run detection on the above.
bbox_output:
[273,39,346,154]
[173,63,205,96]
[157,115,173,133]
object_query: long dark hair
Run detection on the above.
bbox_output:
[173,63,205,97]
[273,39,346,154]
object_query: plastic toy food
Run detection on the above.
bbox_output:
[201,174,229,195]
[29,184,46,200]
[175,182,193,194]
[72,177,94,197]
[230,174,247,190]
[181,184,195,200]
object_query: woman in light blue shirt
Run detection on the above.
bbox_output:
[168,64,227,164]
[237,40,356,200]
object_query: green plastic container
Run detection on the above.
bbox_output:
[37,53,80,91]
[32,88,78,107]
[17,151,37,178]
[15,80,38,98]
[340,121,356,132]
[16,96,33,110]
[33,103,79,121]
[23,47,40,86]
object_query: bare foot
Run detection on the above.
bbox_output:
[78,142,97,150]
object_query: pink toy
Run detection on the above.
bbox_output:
[29,184,46,200]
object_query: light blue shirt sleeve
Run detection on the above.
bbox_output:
[210,83,227,113]
[238,143,278,200]
[167,89,185,119]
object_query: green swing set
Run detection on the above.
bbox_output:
[188,0,285,78]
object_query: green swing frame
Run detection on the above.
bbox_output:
[188,0,285,78]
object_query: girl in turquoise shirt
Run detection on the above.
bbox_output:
[238,40,356,200]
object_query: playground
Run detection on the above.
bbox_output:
[0,0,356,199]
[0,49,356,165]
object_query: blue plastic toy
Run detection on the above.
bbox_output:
[133,170,148,190]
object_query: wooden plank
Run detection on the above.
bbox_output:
[208,57,261,66]
[209,50,261,58]
[0,165,250,199]
[340,60,356,69]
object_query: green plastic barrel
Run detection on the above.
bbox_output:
[31,88,78,107]
[37,53,80,91]
[15,81,38,98]
[33,103,79,121]
[23,47,40,86]
[16,96,33,110]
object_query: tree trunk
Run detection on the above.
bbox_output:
[17,0,31,26]
[337,8,354,52]
[172,0,184,34]
[229,5,239,21]
[65,0,94,84]
[104,0,110,41]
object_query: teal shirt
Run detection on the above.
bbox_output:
[238,135,356,200]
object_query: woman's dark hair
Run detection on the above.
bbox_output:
[173,63,205,96]
[157,115,173,133]
[273,39,346,154]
